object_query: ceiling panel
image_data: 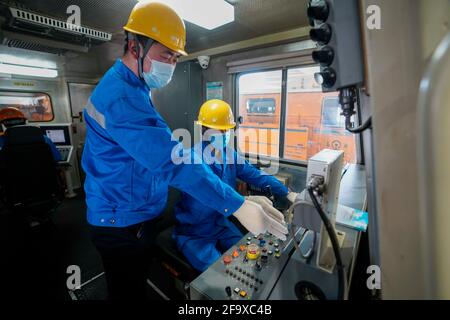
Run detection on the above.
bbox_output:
[3,0,309,52]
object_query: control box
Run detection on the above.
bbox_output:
[294,149,344,273]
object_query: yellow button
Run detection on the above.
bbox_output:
[246,244,260,260]
[239,290,247,298]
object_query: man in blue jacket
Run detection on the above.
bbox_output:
[82,2,288,300]
[173,100,298,272]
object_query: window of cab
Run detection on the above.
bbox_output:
[0,91,54,122]
[237,66,356,164]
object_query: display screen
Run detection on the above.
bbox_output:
[45,129,67,144]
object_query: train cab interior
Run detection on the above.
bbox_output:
[0,0,449,301]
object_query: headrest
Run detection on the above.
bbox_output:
[4,125,46,146]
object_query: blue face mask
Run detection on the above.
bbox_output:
[210,131,231,150]
[143,59,175,89]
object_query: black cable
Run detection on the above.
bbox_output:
[339,87,372,134]
[355,87,366,164]
[346,116,372,134]
[307,187,346,300]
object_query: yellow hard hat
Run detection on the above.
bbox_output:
[196,100,236,130]
[123,1,188,56]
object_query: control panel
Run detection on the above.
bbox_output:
[190,165,366,301]
[39,124,73,164]
[56,146,73,163]
[190,227,305,300]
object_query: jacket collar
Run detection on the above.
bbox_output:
[112,59,148,91]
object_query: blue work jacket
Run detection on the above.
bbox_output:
[173,142,289,242]
[82,60,244,227]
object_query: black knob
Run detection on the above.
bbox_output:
[312,46,334,66]
[307,0,329,25]
[225,286,232,297]
[314,67,337,89]
[310,24,332,45]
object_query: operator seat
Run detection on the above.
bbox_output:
[0,125,63,220]
[152,188,200,297]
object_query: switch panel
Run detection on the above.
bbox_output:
[308,0,364,91]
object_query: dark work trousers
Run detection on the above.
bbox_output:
[89,219,158,301]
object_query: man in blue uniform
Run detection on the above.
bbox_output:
[173,100,299,272]
[82,2,288,300]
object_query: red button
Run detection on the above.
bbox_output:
[223,255,233,264]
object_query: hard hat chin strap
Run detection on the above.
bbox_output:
[128,33,154,80]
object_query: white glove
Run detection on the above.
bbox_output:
[246,195,273,208]
[287,192,299,204]
[246,196,288,229]
[233,200,288,241]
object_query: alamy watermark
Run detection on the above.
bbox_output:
[367,265,381,290]
[66,265,81,290]
[66,5,81,31]
[366,5,382,30]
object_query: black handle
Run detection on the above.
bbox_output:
[225,286,232,298]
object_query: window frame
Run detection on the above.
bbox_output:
[235,64,363,166]
[235,67,285,161]
[0,89,55,122]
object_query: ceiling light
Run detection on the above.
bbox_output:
[0,63,58,78]
[143,0,235,30]
[0,54,57,69]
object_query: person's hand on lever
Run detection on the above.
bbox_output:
[233,200,288,241]
[245,196,288,232]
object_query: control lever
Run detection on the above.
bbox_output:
[225,286,232,299]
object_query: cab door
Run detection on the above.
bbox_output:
[67,82,96,184]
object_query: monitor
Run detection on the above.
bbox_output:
[40,125,71,146]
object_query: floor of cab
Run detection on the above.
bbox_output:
[0,190,184,301]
